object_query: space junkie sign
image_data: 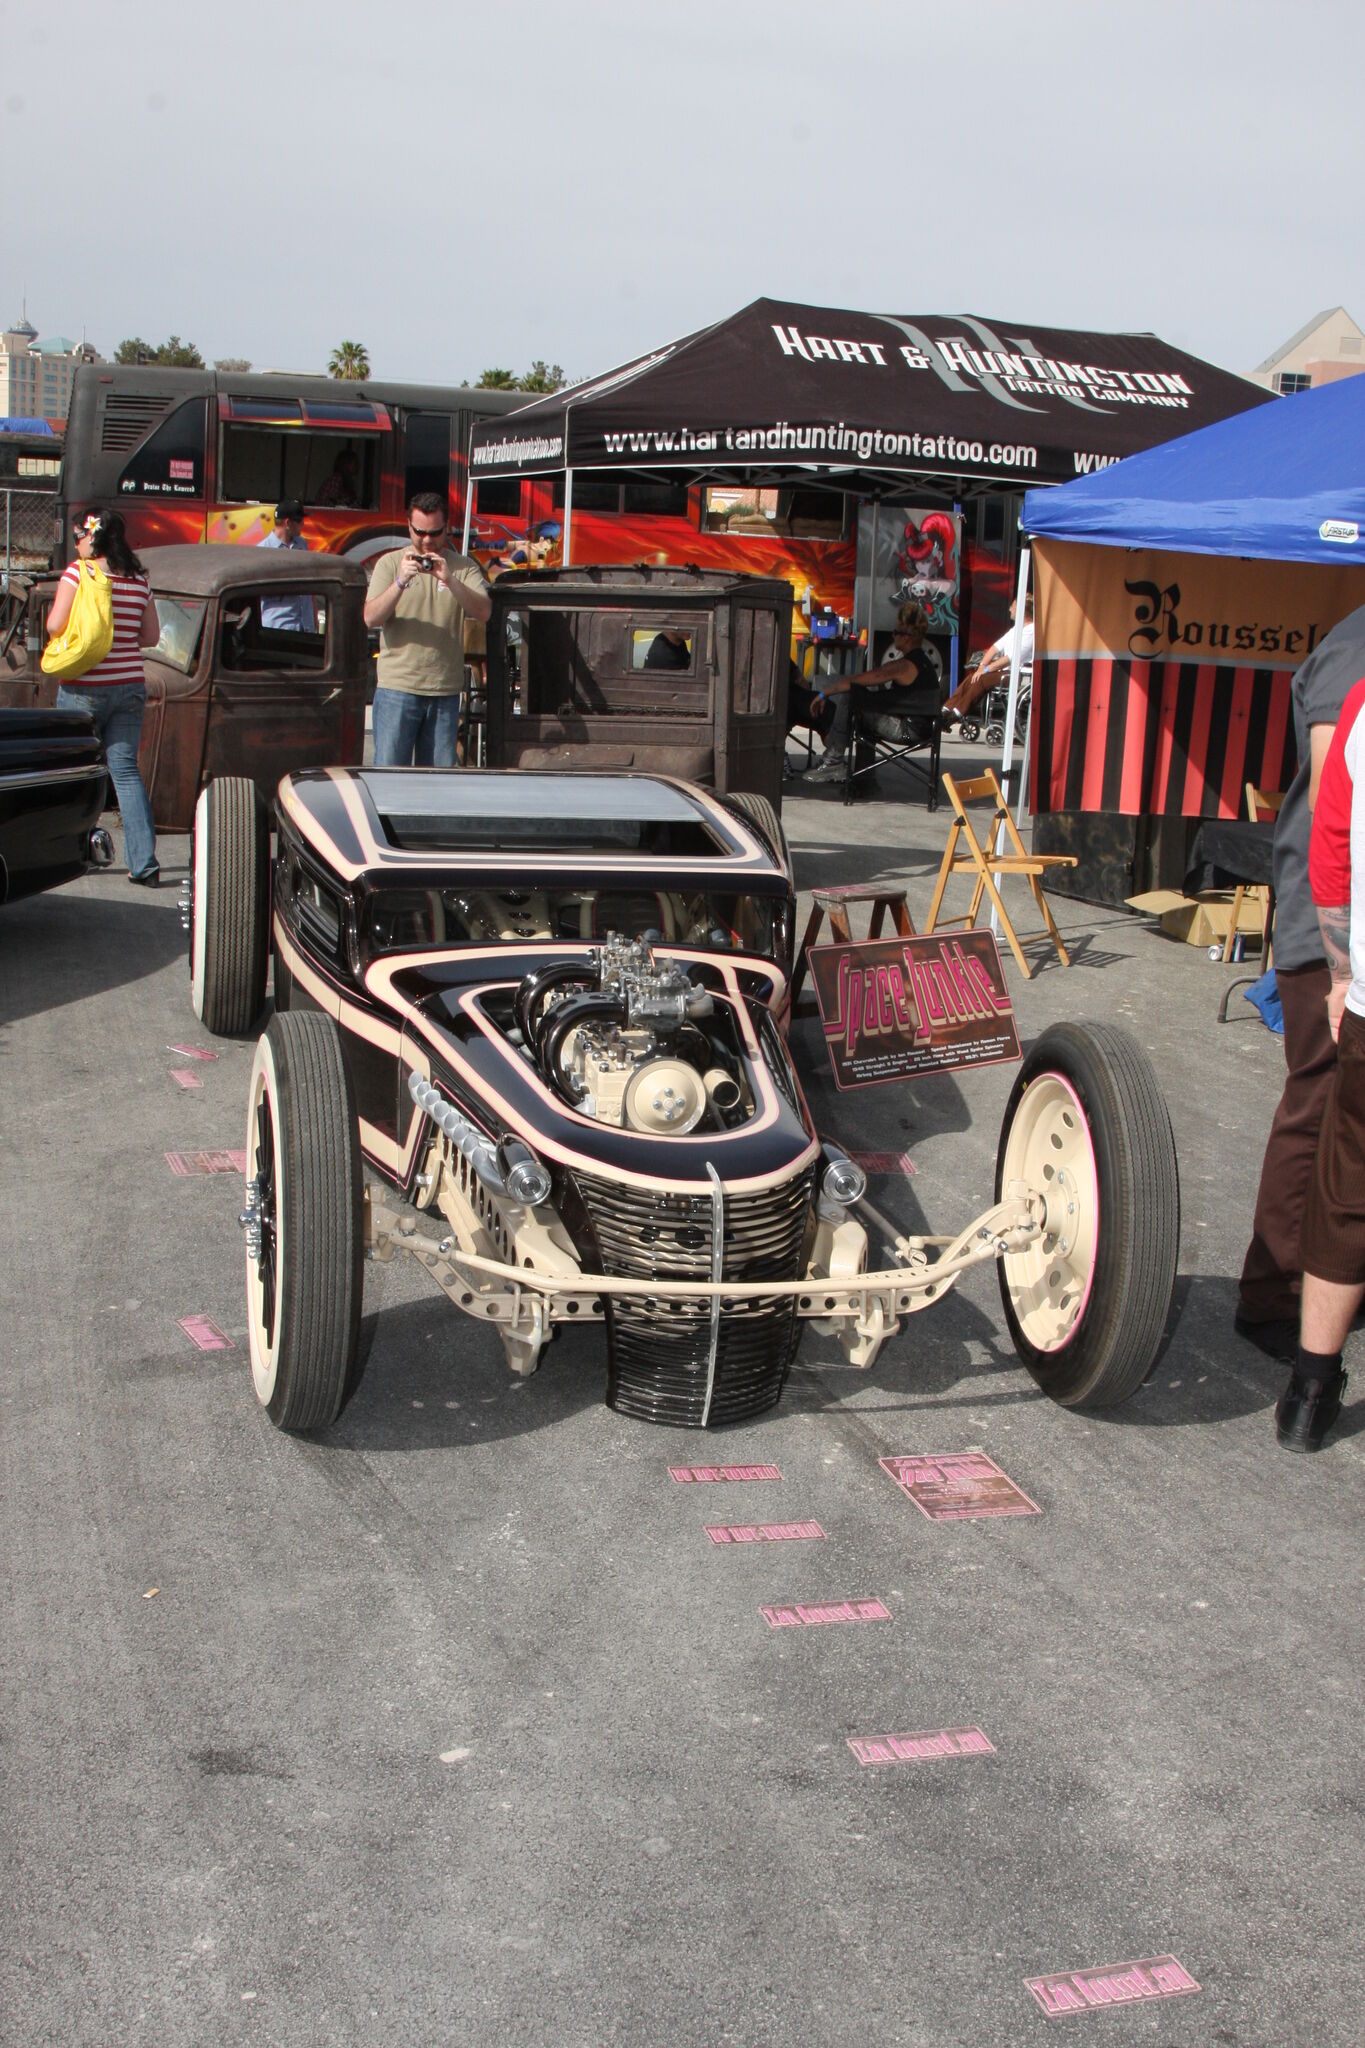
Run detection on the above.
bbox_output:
[1032,539,1365,816]
[808,933,1021,1089]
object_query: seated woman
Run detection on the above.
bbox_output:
[804,601,941,782]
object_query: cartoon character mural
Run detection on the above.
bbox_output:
[892,511,959,635]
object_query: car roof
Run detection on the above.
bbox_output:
[139,544,369,595]
[277,768,788,885]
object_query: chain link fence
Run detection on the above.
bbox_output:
[1,487,58,582]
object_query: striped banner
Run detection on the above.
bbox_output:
[1033,655,1296,818]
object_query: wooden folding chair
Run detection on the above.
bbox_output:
[925,769,1078,979]
[1222,783,1282,965]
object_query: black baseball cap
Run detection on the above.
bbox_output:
[275,498,304,522]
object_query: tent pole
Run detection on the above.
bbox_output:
[990,544,1031,941]
[949,498,962,695]
[561,468,574,569]
[865,498,878,671]
[460,455,473,556]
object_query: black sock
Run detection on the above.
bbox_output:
[1295,1345,1343,1386]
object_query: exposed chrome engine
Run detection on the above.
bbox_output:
[516,936,752,1134]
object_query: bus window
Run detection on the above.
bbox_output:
[475,478,521,517]
[404,412,451,505]
[622,480,689,517]
[549,470,686,516]
[702,485,844,538]
[558,474,620,513]
[117,398,207,499]
[219,426,378,509]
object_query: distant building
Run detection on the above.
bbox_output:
[0,314,103,425]
[1250,308,1365,395]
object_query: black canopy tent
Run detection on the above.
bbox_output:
[466,297,1269,560]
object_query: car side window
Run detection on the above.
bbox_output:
[219,591,329,672]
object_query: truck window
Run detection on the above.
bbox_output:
[152,596,208,673]
[732,610,777,716]
[218,591,329,670]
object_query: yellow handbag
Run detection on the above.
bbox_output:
[41,561,116,680]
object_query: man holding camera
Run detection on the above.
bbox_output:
[364,491,491,767]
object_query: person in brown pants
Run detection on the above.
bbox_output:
[1237,604,1365,1361]
[1278,671,1365,1450]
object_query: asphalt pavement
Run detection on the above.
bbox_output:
[2,749,1362,2048]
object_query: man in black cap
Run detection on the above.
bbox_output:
[258,498,315,632]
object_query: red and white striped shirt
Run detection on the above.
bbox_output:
[57,564,153,687]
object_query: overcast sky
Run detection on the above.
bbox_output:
[5,0,1361,387]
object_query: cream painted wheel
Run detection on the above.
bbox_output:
[997,1071,1097,1352]
[243,1011,364,1431]
[996,1023,1179,1410]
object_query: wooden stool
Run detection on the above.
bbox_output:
[790,884,915,1008]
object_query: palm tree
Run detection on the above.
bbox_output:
[329,340,371,381]
[476,367,518,389]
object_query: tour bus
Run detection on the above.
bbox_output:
[58,364,1021,656]
[57,363,526,568]
[465,471,1024,660]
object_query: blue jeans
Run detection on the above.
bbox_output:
[371,687,462,768]
[56,681,158,878]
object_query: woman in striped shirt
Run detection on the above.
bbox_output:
[47,511,161,884]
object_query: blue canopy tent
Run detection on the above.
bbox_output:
[1022,372,1365,565]
[1011,376,1365,900]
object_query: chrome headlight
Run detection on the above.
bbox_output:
[498,1139,552,1208]
[820,1145,867,1207]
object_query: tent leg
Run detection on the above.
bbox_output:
[991,544,1031,943]
[561,468,574,569]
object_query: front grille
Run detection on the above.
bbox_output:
[576,1167,815,1427]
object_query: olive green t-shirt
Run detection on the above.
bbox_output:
[368,546,489,698]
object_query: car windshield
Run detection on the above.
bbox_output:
[152,595,207,673]
[367,884,780,958]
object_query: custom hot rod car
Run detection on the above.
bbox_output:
[185,767,1179,1433]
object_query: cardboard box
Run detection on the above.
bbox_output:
[1127,888,1266,949]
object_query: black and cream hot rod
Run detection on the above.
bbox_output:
[186,768,1179,1433]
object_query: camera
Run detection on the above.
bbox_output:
[412,553,439,572]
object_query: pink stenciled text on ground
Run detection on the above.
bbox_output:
[879,1450,1041,1521]
[761,1599,891,1628]
[669,1464,782,1483]
[169,1069,204,1090]
[1025,1955,1200,2017]
[707,1521,825,1544]
[850,1150,917,1176]
[178,1315,234,1353]
[165,1150,248,1177]
[847,1726,995,1766]
[166,1045,220,1062]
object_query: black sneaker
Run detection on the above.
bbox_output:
[805,753,849,785]
[1275,1364,1347,1452]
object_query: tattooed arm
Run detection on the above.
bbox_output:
[1318,903,1352,1042]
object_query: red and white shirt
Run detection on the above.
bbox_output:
[57,564,152,687]
[1309,673,1365,1020]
